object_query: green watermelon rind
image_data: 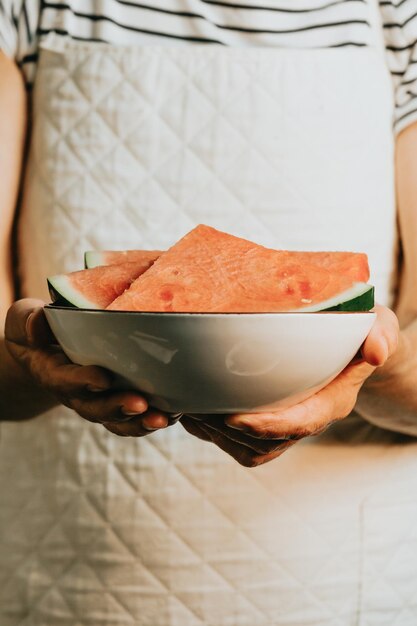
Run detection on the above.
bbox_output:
[322,285,374,312]
[298,283,374,313]
[48,276,101,309]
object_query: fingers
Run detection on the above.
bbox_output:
[5,300,122,406]
[223,305,400,441]
[4,300,174,437]
[103,409,170,437]
[68,390,150,423]
[187,414,291,454]
[181,416,294,467]
[225,397,330,440]
[361,304,399,366]
[25,355,171,432]
[5,299,55,347]
[5,300,151,425]
[225,365,367,440]
[8,339,114,397]
[180,416,212,442]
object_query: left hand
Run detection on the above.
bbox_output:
[181,304,399,467]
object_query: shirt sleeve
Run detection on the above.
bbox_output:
[0,0,20,58]
[380,0,417,135]
[0,0,40,85]
[355,393,417,438]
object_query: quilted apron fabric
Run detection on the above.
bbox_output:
[3,3,417,625]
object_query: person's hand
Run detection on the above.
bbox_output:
[181,304,399,467]
[5,299,172,436]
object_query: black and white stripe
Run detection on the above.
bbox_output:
[1,0,417,130]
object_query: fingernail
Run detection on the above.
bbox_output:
[382,337,389,361]
[369,337,389,366]
[169,412,183,424]
[142,423,160,431]
[118,409,141,422]
[225,419,249,432]
[143,417,169,431]
[25,312,35,341]
[87,385,107,393]
[121,400,147,416]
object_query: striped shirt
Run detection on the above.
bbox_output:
[1,0,417,132]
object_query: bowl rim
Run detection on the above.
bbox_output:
[44,305,377,318]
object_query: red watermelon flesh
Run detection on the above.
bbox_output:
[48,261,157,309]
[91,248,367,280]
[85,249,161,268]
[107,225,370,313]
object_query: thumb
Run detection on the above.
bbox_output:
[5,299,56,348]
[360,304,399,367]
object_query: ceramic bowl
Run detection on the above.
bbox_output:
[44,306,375,414]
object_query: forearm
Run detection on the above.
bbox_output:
[356,121,417,434]
[0,53,58,420]
[0,52,26,317]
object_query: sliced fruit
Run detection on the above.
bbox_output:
[108,225,372,313]
[84,249,161,269]
[85,248,369,282]
[48,261,155,309]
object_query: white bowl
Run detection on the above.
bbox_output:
[44,306,375,414]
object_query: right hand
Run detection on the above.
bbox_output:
[5,299,171,436]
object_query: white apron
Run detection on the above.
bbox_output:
[2,2,417,625]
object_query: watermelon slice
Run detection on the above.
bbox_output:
[84,249,161,269]
[107,225,372,313]
[48,261,156,309]
[85,248,366,278]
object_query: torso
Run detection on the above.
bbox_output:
[2,3,417,625]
